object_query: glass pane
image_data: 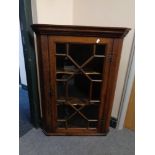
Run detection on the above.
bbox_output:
[56,56,77,72]
[88,74,102,81]
[68,74,90,100]
[68,113,88,128]
[81,105,99,120]
[92,82,101,100]
[57,121,66,128]
[56,73,71,82]
[83,57,104,74]
[57,82,66,100]
[95,44,106,55]
[56,43,66,54]
[57,104,74,119]
[69,43,93,66]
[89,121,98,128]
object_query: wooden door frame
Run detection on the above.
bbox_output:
[19,0,41,127]
[48,36,113,134]
[117,35,135,129]
[124,79,135,130]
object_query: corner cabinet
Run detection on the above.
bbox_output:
[31,24,130,136]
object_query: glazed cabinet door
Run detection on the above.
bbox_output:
[48,36,113,135]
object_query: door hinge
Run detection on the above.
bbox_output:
[107,53,113,63]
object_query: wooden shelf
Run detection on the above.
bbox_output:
[56,68,77,74]
[56,54,66,56]
[94,55,105,58]
[56,97,100,105]
[56,68,101,75]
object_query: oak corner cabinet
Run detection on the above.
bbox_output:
[31,24,130,136]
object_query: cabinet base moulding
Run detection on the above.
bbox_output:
[42,128,109,136]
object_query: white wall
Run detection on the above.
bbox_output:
[32,0,74,24]
[117,36,135,129]
[19,27,27,86]
[31,0,135,118]
[73,0,135,117]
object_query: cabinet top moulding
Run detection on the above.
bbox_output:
[31,24,130,38]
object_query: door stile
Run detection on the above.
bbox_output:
[97,39,114,133]
[48,37,57,132]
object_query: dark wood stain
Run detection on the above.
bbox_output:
[32,24,130,135]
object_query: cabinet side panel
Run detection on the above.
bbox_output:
[48,37,57,132]
[103,39,123,133]
[37,35,52,132]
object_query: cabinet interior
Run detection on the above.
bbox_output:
[56,43,106,129]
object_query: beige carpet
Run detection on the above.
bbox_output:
[20,128,134,155]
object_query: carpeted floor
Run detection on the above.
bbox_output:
[19,88,33,137]
[19,128,135,155]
